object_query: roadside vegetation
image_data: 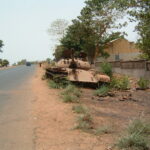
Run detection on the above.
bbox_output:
[61,84,81,103]
[75,113,93,132]
[48,76,70,89]
[100,62,113,78]
[94,85,110,97]
[137,78,150,90]
[116,119,150,150]
[0,59,9,67]
[72,105,89,114]
[94,126,112,135]
[110,76,130,90]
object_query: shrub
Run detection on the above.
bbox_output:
[110,76,130,90]
[100,62,113,78]
[75,113,93,131]
[62,94,78,103]
[117,133,149,150]
[94,85,110,97]
[127,119,150,136]
[72,105,89,114]
[117,119,150,150]
[94,126,112,135]
[48,76,70,89]
[61,85,81,103]
[138,78,150,90]
[48,80,61,89]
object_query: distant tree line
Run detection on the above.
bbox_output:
[0,59,9,67]
[0,40,9,67]
[49,0,150,62]
[0,40,4,53]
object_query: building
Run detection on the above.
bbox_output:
[97,38,141,62]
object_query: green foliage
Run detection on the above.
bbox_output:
[117,133,149,150]
[61,85,81,103]
[94,126,112,135]
[72,105,89,114]
[0,40,4,52]
[17,59,27,65]
[138,78,150,90]
[110,76,130,90]
[48,80,61,89]
[0,59,9,67]
[117,119,150,150]
[94,85,110,97]
[131,1,150,59]
[100,62,113,77]
[62,94,78,103]
[139,54,150,61]
[127,119,150,136]
[52,0,126,63]
[75,113,93,131]
[48,76,69,89]
[53,45,65,61]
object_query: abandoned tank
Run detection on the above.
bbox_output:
[45,58,110,87]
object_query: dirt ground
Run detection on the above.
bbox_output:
[32,67,150,150]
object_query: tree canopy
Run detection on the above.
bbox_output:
[130,0,150,59]
[0,59,9,67]
[52,0,126,63]
[51,0,150,62]
[0,40,4,52]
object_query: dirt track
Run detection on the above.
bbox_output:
[32,67,150,150]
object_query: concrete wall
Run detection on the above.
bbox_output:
[112,68,150,79]
[95,60,150,79]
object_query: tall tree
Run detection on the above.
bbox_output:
[2,59,9,67]
[59,0,126,63]
[130,0,150,59]
[48,19,69,41]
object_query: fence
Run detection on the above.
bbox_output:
[95,60,150,79]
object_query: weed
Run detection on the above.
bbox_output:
[117,133,149,150]
[94,85,110,97]
[117,119,150,150]
[138,78,150,90]
[110,76,130,90]
[62,94,79,103]
[100,62,113,78]
[127,119,150,136]
[72,105,89,114]
[75,113,93,131]
[94,126,112,135]
[48,80,61,89]
[61,85,81,103]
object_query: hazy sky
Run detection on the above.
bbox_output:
[0,0,138,64]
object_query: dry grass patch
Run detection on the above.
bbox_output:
[116,119,150,150]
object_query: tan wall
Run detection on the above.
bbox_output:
[97,39,141,62]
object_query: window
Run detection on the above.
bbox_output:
[115,55,120,61]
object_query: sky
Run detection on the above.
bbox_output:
[0,0,138,64]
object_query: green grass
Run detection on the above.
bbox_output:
[62,94,79,103]
[110,76,130,90]
[117,119,150,150]
[138,78,150,90]
[94,85,110,97]
[100,62,113,78]
[48,80,61,89]
[61,84,81,103]
[72,105,89,114]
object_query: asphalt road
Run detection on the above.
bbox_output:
[0,65,36,150]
